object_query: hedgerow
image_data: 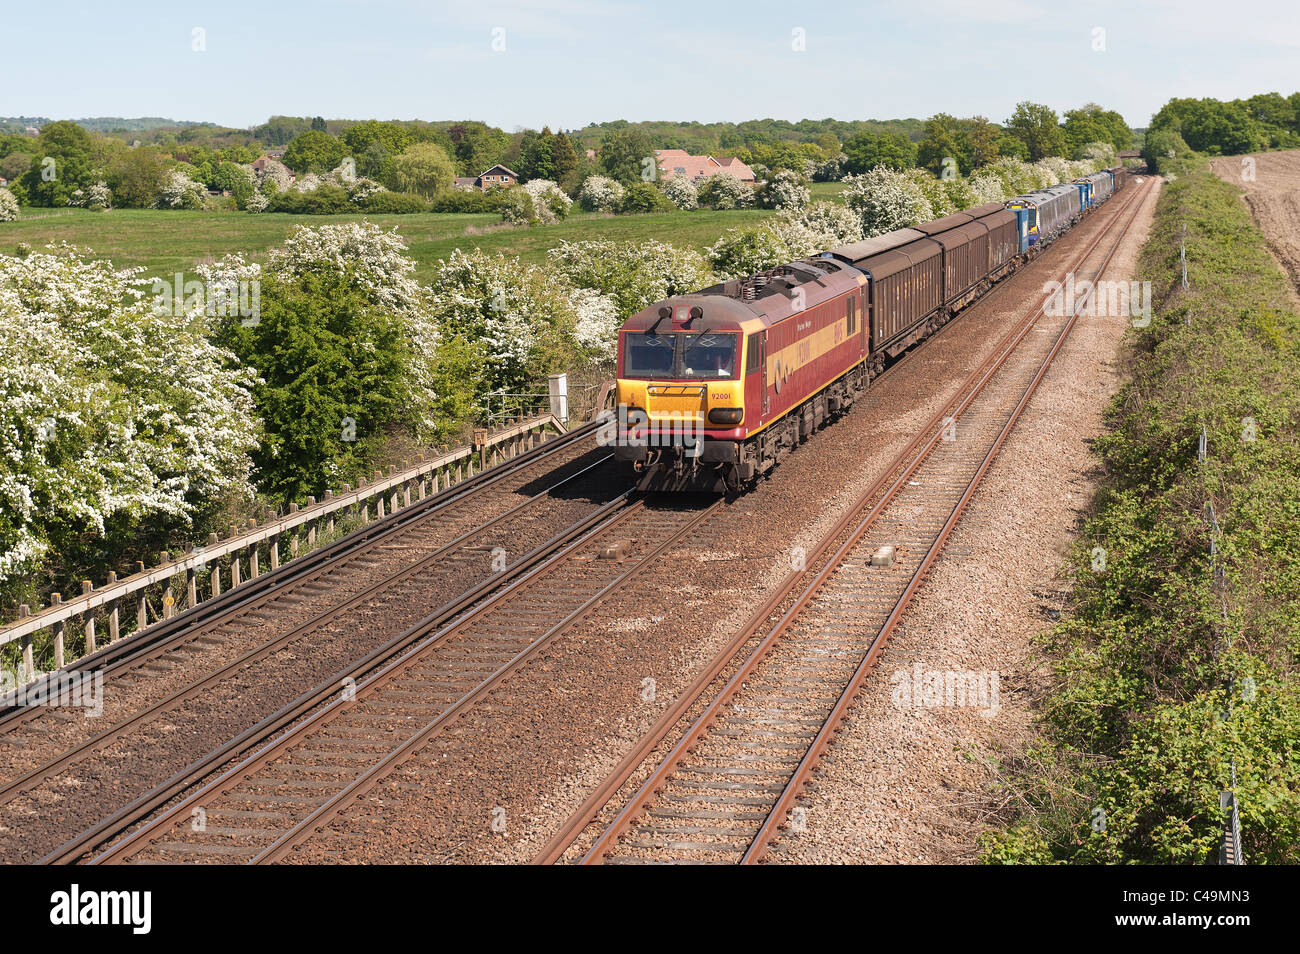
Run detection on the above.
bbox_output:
[981,169,1300,864]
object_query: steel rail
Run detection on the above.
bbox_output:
[538,182,1146,864]
[741,178,1150,864]
[39,487,634,865]
[0,453,614,815]
[738,178,1154,868]
[0,419,602,729]
[88,494,722,864]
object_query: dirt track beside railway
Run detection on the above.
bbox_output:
[1211,150,1300,304]
[771,177,1161,864]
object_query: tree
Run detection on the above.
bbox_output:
[391,141,455,196]
[341,120,410,159]
[213,270,412,502]
[105,146,169,208]
[1005,102,1068,161]
[600,128,655,186]
[551,131,580,190]
[0,247,259,597]
[282,130,348,174]
[1064,104,1133,156]
[619,181,675,213]
[697,172,754,210]
[916,113,968,176]
[517,128,555,182]
[967,117,1000,168]
[447,122,511,178]
[310,116,327,132]
[843,131,916,173]
[358,141,395,183]
[0,151,32,182]
[20,121,97,206]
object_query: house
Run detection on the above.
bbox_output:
[654,149,755,183]
[453,177,479,191]
[716,156,756,183]
[475,165,518,190]
[252,155,273,173]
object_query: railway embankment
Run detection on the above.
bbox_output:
[983,167,1300,863]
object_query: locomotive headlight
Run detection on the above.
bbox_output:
[708,407,743,426]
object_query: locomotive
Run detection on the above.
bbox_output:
[611,167,1129,492]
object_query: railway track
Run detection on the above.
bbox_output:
[1,420,603,719]
[535,178,1150,864]
[0,422,620,863]
[85,495,723,864]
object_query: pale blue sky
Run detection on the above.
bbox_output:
[2,0,1296,131]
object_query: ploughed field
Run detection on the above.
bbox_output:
[1211,149,1300,302]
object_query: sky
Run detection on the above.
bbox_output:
[2,0,1298,131]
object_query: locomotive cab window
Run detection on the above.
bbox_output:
[745,335,761,374]
[623,333,676,377]
[846,297,856,335]
[621,331,738,380]
[680,333,736,378]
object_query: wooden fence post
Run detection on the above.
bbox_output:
[51,593,64,668]
[106,572,119,643]
[135,561,147,633]
[81,581,96,654]
[18,606,32,681]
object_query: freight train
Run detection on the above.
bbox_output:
[611,166,1129,491]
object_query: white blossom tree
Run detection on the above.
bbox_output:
[698,172,755,210]
[0,189,18,222]
[659,175,698,211]
[569,287,622,362]
[0,246,259,596]
[577,175,626,212]
[757,169,810,211]
[842,168,934,237]
[706,225,794,279]
[546,239,712,315]
[157,169,206,209]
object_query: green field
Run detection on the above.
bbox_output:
[809,181,848,200]
[2,207,776,283]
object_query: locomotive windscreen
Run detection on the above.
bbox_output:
[624,333,676,376]
[622,332,737,379]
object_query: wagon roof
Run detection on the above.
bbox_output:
[826,227,925,263]
[852,238,942,281]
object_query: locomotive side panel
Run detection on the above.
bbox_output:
[760,286,866,432]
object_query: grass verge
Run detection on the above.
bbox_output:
[981,166,1300,864]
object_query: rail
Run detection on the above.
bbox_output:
[0,413,569,687]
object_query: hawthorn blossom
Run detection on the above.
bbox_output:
[578,175,626,212]
[659,175,698,211]
[546,239,712,314]
[0,245,259,592]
